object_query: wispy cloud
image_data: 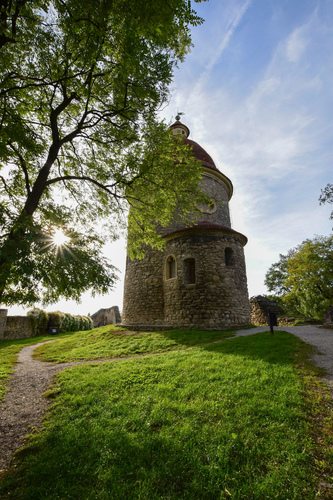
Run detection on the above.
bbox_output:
[206,0,252,72]
[286,28,308,62]
[168,2,333,295]
[188,0,252,104]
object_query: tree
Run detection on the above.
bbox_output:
[0,0,206,306]
[319,183,333,227]
[265,235,333,320]
[0,0,41,49]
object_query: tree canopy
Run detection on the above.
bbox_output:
[0,0,206,306]
[265,235,333,320]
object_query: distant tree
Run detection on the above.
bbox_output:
[265,235,333,320]
[0,0,206,306]
[319,183,333,227]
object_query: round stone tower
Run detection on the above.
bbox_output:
[122,120,251,329]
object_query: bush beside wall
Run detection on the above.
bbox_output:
[27,308,49,336]
[26,308,93,336]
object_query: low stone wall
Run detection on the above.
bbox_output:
[90,306,121,327]
[0,309,8,341]
[3,316,35,340]
[250,296,284,325]
[323,306,333,327]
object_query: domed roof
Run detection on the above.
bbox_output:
[169,120,218,171]
[183,138,217,170]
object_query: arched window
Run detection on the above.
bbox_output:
[166,255,176,279]
[184,258,196,284]
[225,247,234,267]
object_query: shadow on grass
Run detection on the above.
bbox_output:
[0,329,320,500]
[157,328,303,366]
[1,426,210,499]
[155,328,238,348]
[201,330,324,375]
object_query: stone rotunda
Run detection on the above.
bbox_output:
[122,120,251,329]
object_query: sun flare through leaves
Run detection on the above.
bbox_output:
[52,229,69,247]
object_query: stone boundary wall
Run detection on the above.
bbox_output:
[0,309,8,341]
[3,316,35,340]
[250,295,284,325]
[0,310,35,341]
[90,306,121,327]
[323,306,333,327]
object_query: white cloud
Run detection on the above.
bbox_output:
[166,5,332,295]
[206,0,252,72]
[286,28,308,62]
[190,0,252,99]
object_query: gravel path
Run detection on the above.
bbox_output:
[0,344,143,472]
[0,325,332,472]
[0,342,77,471]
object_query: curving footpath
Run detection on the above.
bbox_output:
[0,326,332,472]
[0,342,76,471]
[0,343,142,472]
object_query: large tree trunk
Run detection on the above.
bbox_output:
[0,144,60,303]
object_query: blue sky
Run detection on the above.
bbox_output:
[164,0,333,299]
[9,0,333,316]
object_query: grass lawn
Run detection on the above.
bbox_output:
[32,325,237,362]
[1,329,332,499]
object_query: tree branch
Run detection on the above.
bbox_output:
[0,70,97,97]
[50,91,79,144]
[8,141,31,194]
[57,0,102,30]
[45,174,122,195]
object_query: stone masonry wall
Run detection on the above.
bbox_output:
[160,174,231,237]
[250,295,285,325]
[163,231,250,329]
[123,229,251,330]
[3,316,35,340]
[90,306,121,326]
[122,249,165,326]
[0,309,8,341]
[199,174,231,227]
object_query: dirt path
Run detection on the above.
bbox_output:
[0,344,144,472]
[0,325,332,472]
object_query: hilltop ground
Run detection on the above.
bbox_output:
[0,325,332,498]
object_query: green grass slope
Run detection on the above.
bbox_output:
[32,325,236,362]
[1,330,332,499]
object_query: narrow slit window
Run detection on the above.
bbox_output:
[184,258,196,284]
[166,256,176,279]
[225,247,234,267]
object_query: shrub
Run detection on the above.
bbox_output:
[27,308,49,336]
[62,313,73,333]
[81,316,93,330]
[45,311,93,334]
[48,311,63,330]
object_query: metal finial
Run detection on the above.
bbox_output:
[175,111,185,121]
